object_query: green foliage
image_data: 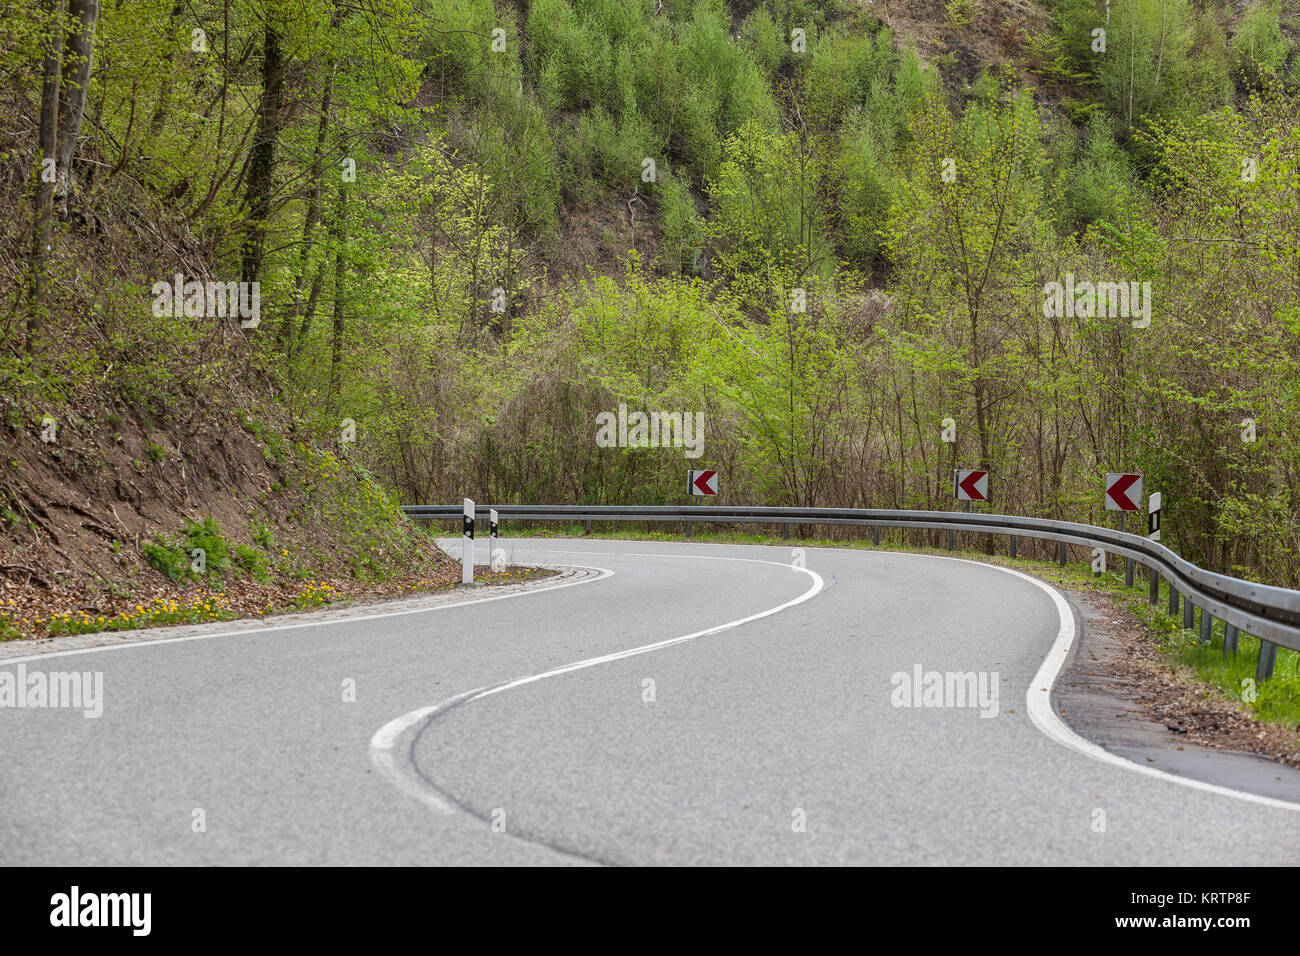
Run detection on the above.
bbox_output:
[182,515,233,577]
[141,516,244,585]
[234,544,271,583]
[140,539,193,584]
[705,121,834,299]
[740,6,784,80]
[827,97,903,268]
[250,517,276,551]
[1051,113,1145,235]
[1092,0,1230,131]
[657,173,702,273]
[10,0,1300,617]
[946,0,978,28]
[802,27,897,132]
[1232,0,1292,89]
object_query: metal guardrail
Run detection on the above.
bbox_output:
[402,504,1300,681]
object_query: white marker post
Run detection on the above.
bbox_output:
[489,508,500,572]
[462,498,475,585]
[1146,491,1162,604]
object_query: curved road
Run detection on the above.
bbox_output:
[1,539,1297,865]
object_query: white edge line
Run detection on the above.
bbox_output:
[0,565,615,667]
[369,555,824,813]
[973,559,1300,814]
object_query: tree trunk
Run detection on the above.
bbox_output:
[283,35,340,352]
[145,3,185,142]
[55,0,99,214]
[241,21,285,287]
[328,182,348,400]
[27,0,65,348]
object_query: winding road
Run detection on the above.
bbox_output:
[2,539,1297,865]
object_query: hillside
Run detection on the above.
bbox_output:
[1,0,1299,644]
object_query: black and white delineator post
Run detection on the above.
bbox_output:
[461,498,475,585]
[490,509,498,539]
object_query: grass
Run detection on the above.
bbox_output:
[492,522,1300,730]
[0,614,24,641]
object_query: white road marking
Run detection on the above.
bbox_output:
[0,566,614,667]
[369,689,486,815]
[393,542,1300,817]
[988,560,1300,813]
[370,553,825,813]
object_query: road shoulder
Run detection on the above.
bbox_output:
[1055,585,1300,802]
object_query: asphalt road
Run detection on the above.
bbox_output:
[2,539,1297,865]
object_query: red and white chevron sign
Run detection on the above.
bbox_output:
[1105,473,1143,511]
[688,469,718,496]
[953,469,988,502]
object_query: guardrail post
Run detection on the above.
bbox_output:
[584,519,591,535]
[1168,586,1179,616]
[685,519,692,540]
[1124,557,1134,587]
[783,522,790,539]
[1256,641,1277,682]
[1058,541,1067,566]
[1223,624,1238,658]
[1009,535,1017,559]
[871,525,880,546]
[1148,567,1159,605]
[1183,599,1195,630]
[1199,610,1213,644]
[946,528,955,550]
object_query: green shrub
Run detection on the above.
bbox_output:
[141,539,193,583]
[656,172,701,272]
[234,544,271,583]
[182,515,233,577]
[251,517,275,551]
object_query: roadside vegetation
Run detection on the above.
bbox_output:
[1,1,1298,638]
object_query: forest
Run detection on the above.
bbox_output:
[2,0,1298,589]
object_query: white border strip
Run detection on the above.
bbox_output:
[982,560,1300,813]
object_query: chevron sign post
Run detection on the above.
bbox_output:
[1105,473,1143,512]
[953,469,989,502]
[688,470,718,496]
